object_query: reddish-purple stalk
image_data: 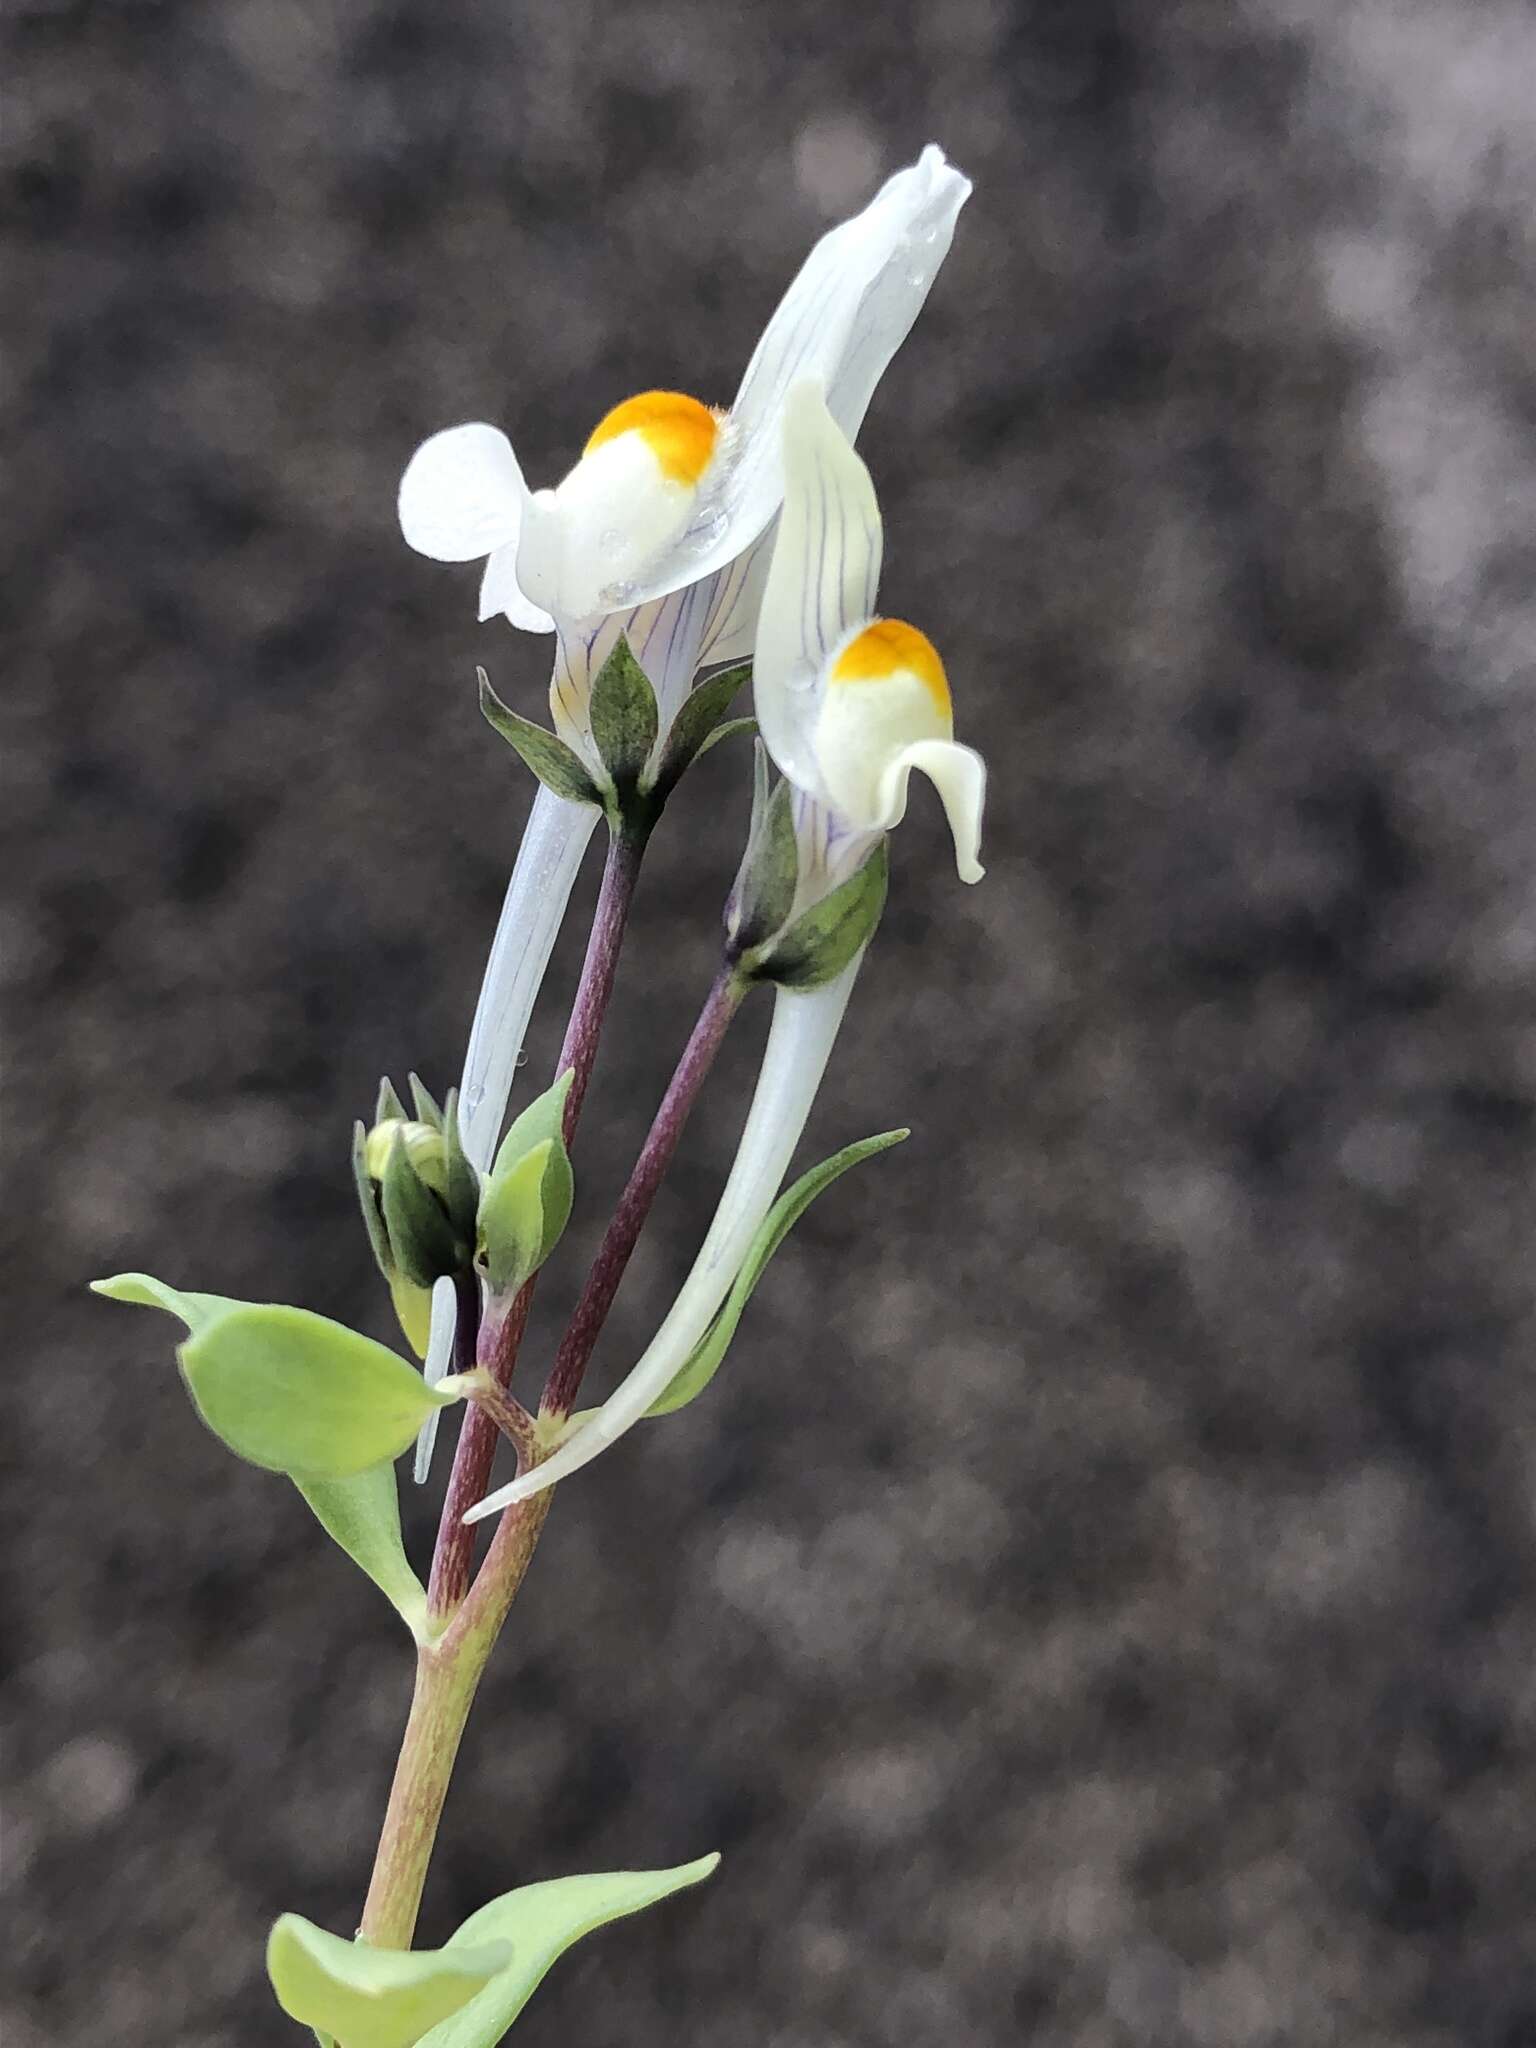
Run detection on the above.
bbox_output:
[425,824,646,1621]
[540,965,745,1421]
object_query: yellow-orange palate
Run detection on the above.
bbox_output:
[830,619,951,717]
[584,390,720,487]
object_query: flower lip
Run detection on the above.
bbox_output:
[830,619,951,719]
[400,146,970,630]
[582,391,722,488]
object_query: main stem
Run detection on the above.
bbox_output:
[541,965,745,1419]
[426,823,645,1621]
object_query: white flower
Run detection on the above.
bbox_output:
[754,378,986,899]
[404,148,972,1475]
[398,145,971,642]
[462,379,989,1525]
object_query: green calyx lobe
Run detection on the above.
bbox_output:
[725,749,890,990]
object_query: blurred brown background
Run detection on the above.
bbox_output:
[8,1,1536,2043]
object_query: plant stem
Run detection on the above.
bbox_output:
[541,965,745,1420]
[359,1492,551,1949]
[425,824,645,1622]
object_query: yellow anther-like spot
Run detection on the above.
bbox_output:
[831,619,951,717]
[583,390,721,487]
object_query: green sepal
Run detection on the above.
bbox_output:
[727,750,799,951]
[267,1915,511,2048]
[588,634,660,795]
[742,838,888,990]
[408,1073,445,1131]
[381,1128,463,1286]
[416,1855,720,2048]
[643,661,752,800]
[478,668,602,808]
[647,1129,909,1416]
[178,1304,460,1477]
[352,1121,394,1279]
[441,1089,482,1246]
[375,1077,408,1125]
[478,1073,575,1296]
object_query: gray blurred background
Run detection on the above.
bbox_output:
[8,1,1536,2042]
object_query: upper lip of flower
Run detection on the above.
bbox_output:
[396,144,972,632]
[751,377,987,884]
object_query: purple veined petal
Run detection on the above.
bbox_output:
[752,380,883,796]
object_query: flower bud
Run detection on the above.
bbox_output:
[353,1080,481,1355]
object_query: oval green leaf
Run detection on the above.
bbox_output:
[419,1854,720,2048]
[267,1914,510,2048]
[178,1305,459,1478]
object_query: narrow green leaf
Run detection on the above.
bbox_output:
[91,1272,239,1335]
[648,1130,909,1417]
[178,1305,459,1478]
[588,635,659,786]
[294,1464,428,1638]
[644,661,752,797]
[746,838,888,990]
[418,1855,720,2048]
[441,1089,482,1242]
[478,669,603,807]
[267,1914,510,2048]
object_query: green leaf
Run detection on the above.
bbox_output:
[478,1072,575,1294]
[178,1305,459,1478]
[294,1464,428,1638]
[418,1855,720,2048]
[648,1130,909,1417]
[91,1271,239,1335]
[587,634,659,788]
[267,1915,510,2048]
[644,661,751,798]
[728,761,799,950]
[745,838,888,990]
[476,1139,555,1296]
[478,669,602,807]
[493,1069,573,1174]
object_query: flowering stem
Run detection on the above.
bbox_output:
[359,1492,551,1950]
[541,965,746,1421]
[424,822,646,1622]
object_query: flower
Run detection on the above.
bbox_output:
[463,383,988,1522]
[404,146,972,1474]
[399,146,971,643]
[753,377,986,906]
